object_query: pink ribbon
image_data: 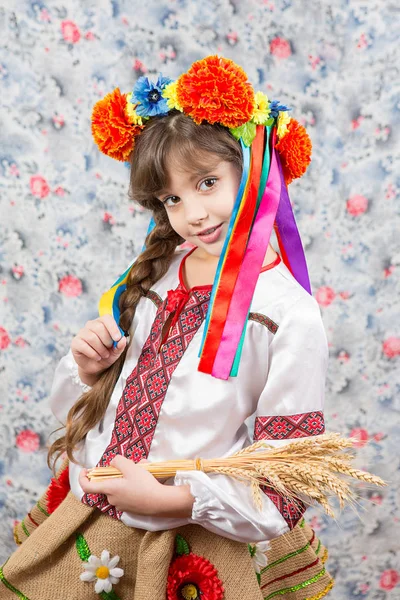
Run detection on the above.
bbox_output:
[211,144,282,380]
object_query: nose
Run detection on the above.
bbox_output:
[183,196,208,226]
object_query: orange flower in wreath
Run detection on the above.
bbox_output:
[91,88,144,162]
[176,55,255,128]
[275,118,312,185]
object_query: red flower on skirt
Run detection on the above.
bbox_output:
[167,552,224,599]
[46,465,70,514]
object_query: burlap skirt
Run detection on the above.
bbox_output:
[1,469,334,599]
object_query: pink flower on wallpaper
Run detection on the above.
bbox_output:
[58,275,83,297]
[61,20,81,44]
[270,37,292,59]
[11,265,24,280]
[133,59,147,72]
[30,175,50,199]
[379,569,399,591]
[349,427,368,448]
[346,194,368,216]
[0,327,11,350]
[103,211,116,224]
[315,286,336,307]
[382,337,400,358]
[16,430,40,453]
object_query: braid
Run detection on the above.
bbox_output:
[119,211,183,335]
[48,209,182,471]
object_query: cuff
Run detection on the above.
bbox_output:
[67,352,92,393]
[174,470,225,521]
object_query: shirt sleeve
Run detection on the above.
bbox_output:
[49,349,92,425]
[174,294,329,543]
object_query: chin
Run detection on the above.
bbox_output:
[198,242,224,258]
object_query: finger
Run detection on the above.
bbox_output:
[113,335,127,353]
[137,459,149,464]
[110,454,131,471]
[82,330,112,360]
[79,468,112,494]
[99,315,124,344]
[72,337,104,362]
[79,469,98,494]
[106,496,119,509]
[86,320,116,350]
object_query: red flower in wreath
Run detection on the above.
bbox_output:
[46,465,70,514]
[167,553,224,600]
[176,55,255,128]
[275,118,312,185]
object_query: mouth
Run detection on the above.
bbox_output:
[196,222,224,244]
[197,223,223,237]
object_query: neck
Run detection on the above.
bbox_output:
[192,244,277,266]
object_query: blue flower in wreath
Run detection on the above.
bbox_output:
[132,74,173,117]
[269,100,291,119]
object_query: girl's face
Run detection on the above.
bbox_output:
[156,155,241,259]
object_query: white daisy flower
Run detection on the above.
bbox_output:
[251,540,270,573]
[80,549,124,594]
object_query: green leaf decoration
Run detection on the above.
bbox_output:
[262,117,275,127]
[175,534,190,556]
[101,591,121,600]
[230,125,244,141]
[230,121,257,147]
[75,533,91,562]
[248,543,256,558]
[256,571,261,585]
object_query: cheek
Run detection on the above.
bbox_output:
[165,210,185,235]
[217,185,237,217]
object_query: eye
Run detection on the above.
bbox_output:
[199,177,217,191]
[162,195,181,208]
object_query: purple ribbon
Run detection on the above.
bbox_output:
[275,154,312,295]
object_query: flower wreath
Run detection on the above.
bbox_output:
[91,54,311,186]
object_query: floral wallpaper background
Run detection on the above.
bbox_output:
[0,0,399,597]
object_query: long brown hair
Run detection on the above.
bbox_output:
[48,111,242,470]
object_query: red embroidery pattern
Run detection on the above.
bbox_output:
[254,411,325,440]
[82,285,211,517]
[144,289,163,309]
[254,412,324,528]
[260,485,306,529]
[248,312,278,334]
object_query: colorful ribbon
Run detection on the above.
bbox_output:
[212,128,281,379]
[229,125,273,376]
[198,140,251,358]
[198,126,265,375]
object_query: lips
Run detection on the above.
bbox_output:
[196,222,224,245]
[197,223,223,237]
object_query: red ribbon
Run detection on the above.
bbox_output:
[198,126,265,375]
[166,287,191,332]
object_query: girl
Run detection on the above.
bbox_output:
[1,56,333,599]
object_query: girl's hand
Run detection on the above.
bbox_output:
[79,456,194,518]
[71,315,127,385]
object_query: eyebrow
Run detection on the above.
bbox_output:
[157,164,221,197]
